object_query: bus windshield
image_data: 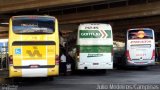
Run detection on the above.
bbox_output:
[128,30,153,40]
[12,17,54,34]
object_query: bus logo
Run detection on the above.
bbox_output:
[26,47,42,57]
[15,48,21,55]
[137,31,145,38]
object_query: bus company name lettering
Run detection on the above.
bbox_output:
[87,54,103,57]
[130,40,151,44]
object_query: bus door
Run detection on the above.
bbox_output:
[0,42,9,78]
[0,42,8,70]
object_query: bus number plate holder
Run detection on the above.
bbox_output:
[93,63,99,65]
[30,65,39,68]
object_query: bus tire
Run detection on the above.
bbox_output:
[100,70,106,74]
[138,66,148,70]
[47,77,54,81]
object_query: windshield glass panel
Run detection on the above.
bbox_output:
[128,30,153,40]
[12,17,54,34]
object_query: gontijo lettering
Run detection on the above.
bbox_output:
[80,30,111,38]
[81,32,101,36]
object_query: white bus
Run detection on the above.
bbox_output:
[125,28,155,67]
[76,23,113,70]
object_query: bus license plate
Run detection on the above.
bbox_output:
[30,65,39,68]
[93,63,99,65]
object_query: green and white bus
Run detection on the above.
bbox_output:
[76,23,113,70]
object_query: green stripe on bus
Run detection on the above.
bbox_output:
[79,30,111,38]
[78,45,113,53]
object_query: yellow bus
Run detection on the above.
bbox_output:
[8,15,59,78]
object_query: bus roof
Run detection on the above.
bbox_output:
[11,15,56,19]
[78,23,112,30]
[128,28,154,31]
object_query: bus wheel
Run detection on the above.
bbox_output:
[100,70,106,74]
[47,77,54,81]
[138,66,148,70]
[6,78,21,84]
